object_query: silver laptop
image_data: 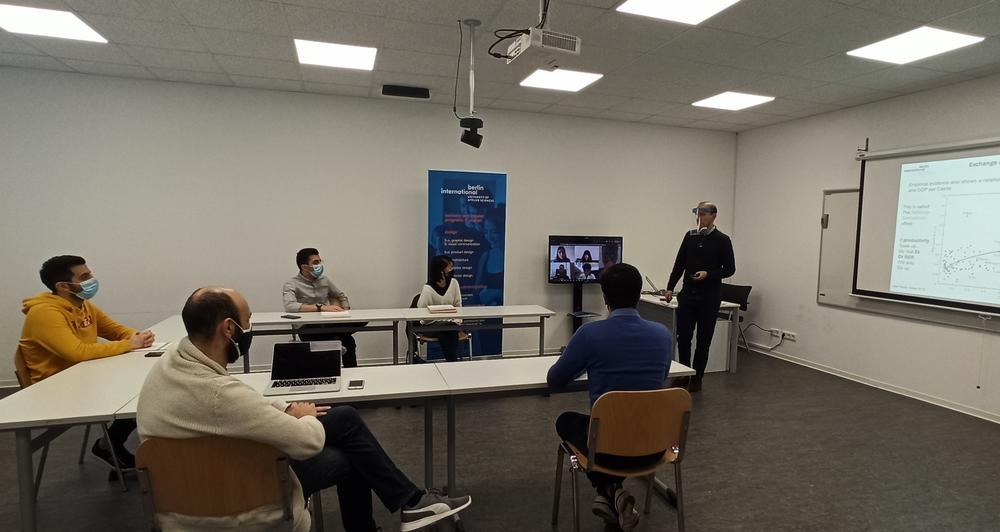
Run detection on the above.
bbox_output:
[643,275,661,295]
[263,341,342,396]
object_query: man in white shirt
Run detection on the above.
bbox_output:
[137,287,471,532]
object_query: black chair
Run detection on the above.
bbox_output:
[720,283,752,350]
[407,295,472,362]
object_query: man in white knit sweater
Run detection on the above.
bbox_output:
[137,287,471,532]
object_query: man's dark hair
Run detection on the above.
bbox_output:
[296,248,319,268]
[599,263,642,310]
[182,289,240,341]
[39,255,86,293]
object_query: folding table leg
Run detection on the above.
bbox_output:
[16,429,37,532]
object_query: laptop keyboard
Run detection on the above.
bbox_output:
[272,378,337,388]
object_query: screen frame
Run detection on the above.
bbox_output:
[851,158,1000,316]
[547,235,623,285]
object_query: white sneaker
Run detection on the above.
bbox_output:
[400,490,472,532]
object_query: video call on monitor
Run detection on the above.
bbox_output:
[548,235,623,284]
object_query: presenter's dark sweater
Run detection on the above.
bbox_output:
[667,228,736,300]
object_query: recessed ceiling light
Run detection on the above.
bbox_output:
[0,4,106,43]
[616,0,742,25]
[520,69,603,92]
[294,39,377,71]
[846,26,984,65]
[692,91,774,111]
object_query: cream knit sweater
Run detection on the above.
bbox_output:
[137,337,326,532]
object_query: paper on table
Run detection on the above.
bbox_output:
[428,305,457,314]
[319,311,351,318]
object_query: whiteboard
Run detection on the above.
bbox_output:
[817,189,999,334]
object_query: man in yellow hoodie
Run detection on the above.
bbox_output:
[17,255,155,469]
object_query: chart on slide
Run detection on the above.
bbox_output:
[889,154,1000,308]
[939,194,1000,289]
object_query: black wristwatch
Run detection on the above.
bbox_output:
[315,303,323,312]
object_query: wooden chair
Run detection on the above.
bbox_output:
[551,388,693,532]
[407,294,472,362]
[13,348,128,498]
[136,436,310,531]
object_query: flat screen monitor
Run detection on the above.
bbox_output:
[548,235,623,284]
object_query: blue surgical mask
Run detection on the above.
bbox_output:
[312,264,325,278]
[72,278,100,300]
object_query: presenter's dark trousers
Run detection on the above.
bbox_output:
[291,406,421,532]
[555,412,663,491]
[676,296,721,377]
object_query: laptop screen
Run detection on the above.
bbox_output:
[271,342,341,380]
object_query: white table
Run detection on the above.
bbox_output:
[116,363,449,490]
[434,356,696,494]
[402,305,556,358]
[0,309,670,531]
[637,295,742,373]
[0,314,184,532]
[251,309,410,370]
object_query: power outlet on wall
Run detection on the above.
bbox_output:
[783,331,798,342]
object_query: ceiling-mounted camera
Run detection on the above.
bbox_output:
[459,117,484,148]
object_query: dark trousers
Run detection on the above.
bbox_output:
[290,406,420,532]
[106,419,136,453]
[424,331,460,362]
[298,327,359,368]
[555,412,663,492]
[676,297,721,377]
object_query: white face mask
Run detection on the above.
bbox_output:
[690,207,715,234]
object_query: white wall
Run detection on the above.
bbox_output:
[734,74,1000,422]
[0,67,736,383]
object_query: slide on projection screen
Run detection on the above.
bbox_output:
[854,146,1000,315]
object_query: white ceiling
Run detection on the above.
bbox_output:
[3,0,1000,132]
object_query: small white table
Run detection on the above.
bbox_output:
[402,305,556,359]
[637,295,742,373]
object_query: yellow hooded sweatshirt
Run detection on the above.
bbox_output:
[17,292,136,385]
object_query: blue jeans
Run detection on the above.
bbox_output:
[290,406,420,532]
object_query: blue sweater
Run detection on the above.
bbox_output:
[547,308,673,405]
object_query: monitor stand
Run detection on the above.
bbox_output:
[567,283,600,333]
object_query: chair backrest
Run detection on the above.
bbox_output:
[13,348,31,389]
[410,294,421,309]
[720,283,752,311]
[136,436,293,521]
[588,388,692,460]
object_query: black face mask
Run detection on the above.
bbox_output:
[226,319,253,364]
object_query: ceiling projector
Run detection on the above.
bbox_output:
[506,27,581,66]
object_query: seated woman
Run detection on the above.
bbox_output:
[416,255,464,362]
[553,246,570,262]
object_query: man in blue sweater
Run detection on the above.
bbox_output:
[547,263,673,531]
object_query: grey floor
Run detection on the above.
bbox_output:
[3,350,1000,531]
